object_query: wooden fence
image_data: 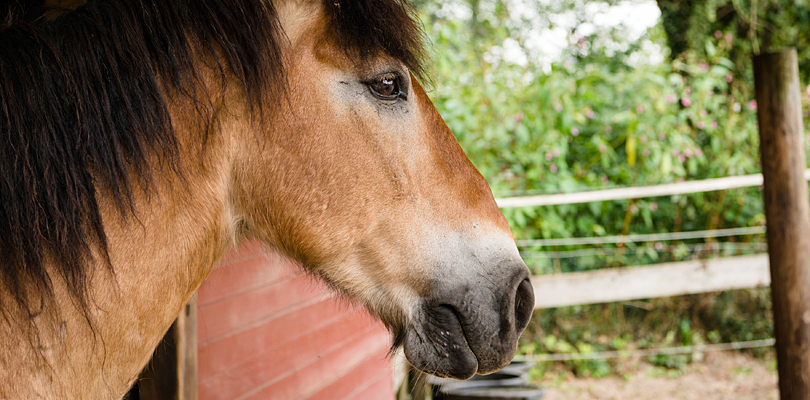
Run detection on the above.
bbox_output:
[493,169,810,309]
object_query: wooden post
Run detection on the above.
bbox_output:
[755,48,810,399]
[138,296,198,400]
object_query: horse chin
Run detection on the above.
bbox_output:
[402,305,479,379]
[398,263,534,379]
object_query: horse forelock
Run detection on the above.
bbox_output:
[321,0,430,84]
[0,0,430,332]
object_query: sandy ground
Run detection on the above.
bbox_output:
[538,351,778,400]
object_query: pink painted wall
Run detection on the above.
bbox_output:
[196,242,397,400]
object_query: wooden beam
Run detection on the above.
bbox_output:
[496,170,810,208]
[138,296,198,400]
[530,254,771,309]
[755,48,810,400]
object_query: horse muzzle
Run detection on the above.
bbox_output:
[403,260,534,379]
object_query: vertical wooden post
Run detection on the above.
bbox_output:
[138,296,198,400]
[755,48,810,399]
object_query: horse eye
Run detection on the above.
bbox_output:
[369,73,404,100]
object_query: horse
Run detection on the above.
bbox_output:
[0,0,535,398]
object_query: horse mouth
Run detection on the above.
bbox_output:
[403,304,480,379]
[400,272,534,379]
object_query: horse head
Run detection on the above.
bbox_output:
[230,0,535,378]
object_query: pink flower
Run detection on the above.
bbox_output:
[711,120,718,129]
[681,98,692,107]
[654,241,663,250]
[550,164,558,173]
[700,109,708,117]
[725,74,733,83]
[650,202,658,212]
[599,144,607,153]
[699,63,709,72]
[553,149,560,157]
[678,154,686,163]
[601,176,609,184]
[605,125,613,133]
[684,88,692,95]
[658,132,666,140]
[545,152,553,161]
[554,102,563,112]
[636,105,645,114]
[585,108,595,119]
[639,135,647,143]
[695,148,703,157]
[643,148,650,157]
[724,33,733,43]
[571,127,580,136]
[748,100,757,110]
[685,148,694,157]
[666,94,677,104]
[714,30,723,39]
[697,121,705,129]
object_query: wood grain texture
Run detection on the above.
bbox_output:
[530,254,771,308]
[195,244,395,400]
[138,297,198,400]
[755,48,810,400]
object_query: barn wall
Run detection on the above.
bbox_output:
[196,242,397,400]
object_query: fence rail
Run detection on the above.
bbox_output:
[530,254,770,309]
[495,169,810,208]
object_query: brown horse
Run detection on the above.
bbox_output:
[0,0,534,398]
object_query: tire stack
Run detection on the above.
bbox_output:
[428,357,545,400]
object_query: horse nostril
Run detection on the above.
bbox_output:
[514,278,534,333]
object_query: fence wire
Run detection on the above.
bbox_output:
[526,339,775,362]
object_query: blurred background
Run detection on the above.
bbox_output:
[411,0,810,396]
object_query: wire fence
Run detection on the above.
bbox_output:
[526,339,775,362]
[520,242,769,260]
[516,226,767,248]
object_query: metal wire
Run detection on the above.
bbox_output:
[520,242,768,260]
[516,226,766,248]
[526,339,775,362]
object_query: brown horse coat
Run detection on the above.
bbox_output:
[0,1,534,398]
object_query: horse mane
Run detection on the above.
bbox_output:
[0,0,427,325]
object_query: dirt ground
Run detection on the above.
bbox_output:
[538,351,778,400]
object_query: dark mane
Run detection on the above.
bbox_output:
[0,0,427,324]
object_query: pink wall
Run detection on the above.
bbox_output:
[196,242,397,400]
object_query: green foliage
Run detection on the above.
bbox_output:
[421,1,800,274]
[658,0,810,83]
[417,0,807,378]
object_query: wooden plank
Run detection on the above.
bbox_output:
[530,254,771,309]
[755,48,810,400]
[139,296,198,400]
[495,169,810,208]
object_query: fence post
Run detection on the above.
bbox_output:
[138,296,198,400]
[755,48,810,399]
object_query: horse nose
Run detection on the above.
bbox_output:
[513,277,534,334]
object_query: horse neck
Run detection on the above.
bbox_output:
[0,86,240,399]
